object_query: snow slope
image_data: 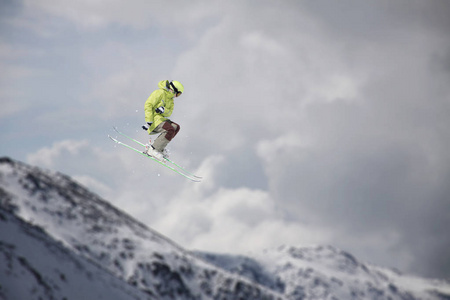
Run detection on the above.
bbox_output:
[1,156,449,300]
[0,157,280,300]
[196,246,450,300]
[0,207,151,300]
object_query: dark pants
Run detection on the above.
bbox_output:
[151,121,180,151]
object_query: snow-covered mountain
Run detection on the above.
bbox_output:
[0,157,279,300]
[1,157,449,300]
[196,246,450,300]
[0,206,152,300]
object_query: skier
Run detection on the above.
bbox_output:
[142,80,184,161]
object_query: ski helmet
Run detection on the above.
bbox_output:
[170,80,184,95]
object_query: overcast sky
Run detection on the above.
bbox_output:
[1,0,450,279]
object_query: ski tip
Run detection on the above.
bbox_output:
[189,177,202,183]
[108,135,118,143]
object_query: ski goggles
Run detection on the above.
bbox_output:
[170,81,182,96]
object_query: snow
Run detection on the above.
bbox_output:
[0,208,150,300]
[0,157,280,299]
[1,156,450,300]
[196,245,450,300]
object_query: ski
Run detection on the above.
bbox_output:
[108,135,201,182]
[112,126,202,179]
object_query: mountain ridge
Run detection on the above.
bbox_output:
[1,156,449,300]
[0,157,281,299]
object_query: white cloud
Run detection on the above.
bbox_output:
[153,166,331,254]
[27,140,90,168]
[4,0,450,278]
[25,139,149,206]
[257,133,311,165]
[22,0,225,31]
[23,0,151,29]
[240,31,290,59]
[72,174,113,197]
[87,70,142,118]
[165,2,450,277]
[25,139,330,256]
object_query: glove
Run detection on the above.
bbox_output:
[142,122,153,131]
[155,106,165,114]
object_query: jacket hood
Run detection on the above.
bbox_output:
[158,80,170,90]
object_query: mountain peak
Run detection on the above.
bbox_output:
[1,157,450,300]
[0,157,281,299]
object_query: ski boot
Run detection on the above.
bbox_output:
[144,145,164,162]
[161,148,169,159]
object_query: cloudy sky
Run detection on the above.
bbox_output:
[2,0,450,279]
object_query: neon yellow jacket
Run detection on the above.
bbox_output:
[144,80,175,133]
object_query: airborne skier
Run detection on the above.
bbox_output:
[109,80,200,181]
[142,80,184,161]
